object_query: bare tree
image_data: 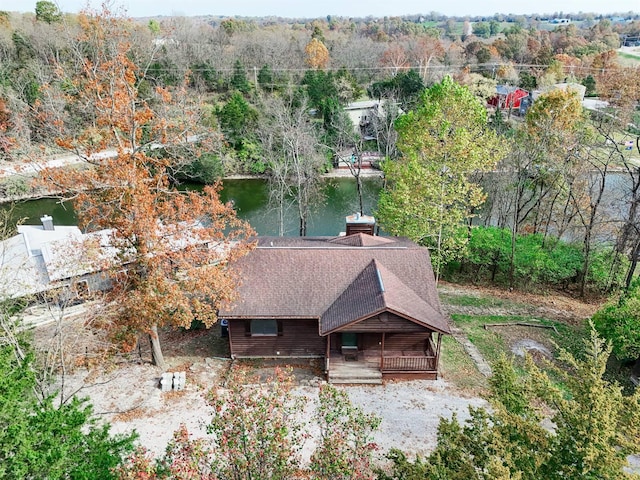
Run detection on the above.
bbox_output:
[567,136,615,296]
[326,108,367,215]
[258,92,325,236]
[371,97,401,160]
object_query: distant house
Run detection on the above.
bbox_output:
[344,100,381,139]
[344,100,401,140]
[220,215,451,384]
[550,82,586,101]
[622,34,640,47]
[487,85,529,110]
[0,215,114,300]
[497,82,588,116]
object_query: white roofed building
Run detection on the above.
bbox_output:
[0,215,114,299]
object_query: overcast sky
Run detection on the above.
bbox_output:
[3,0,637,18]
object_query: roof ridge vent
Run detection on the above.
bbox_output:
[376,267,385,293]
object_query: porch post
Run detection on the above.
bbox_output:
[227,320,235,359]
[380,332,385,370]
[435,332,443,373]
[325,334,331,373]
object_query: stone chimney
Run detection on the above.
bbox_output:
[345,213,375,236]
[40,215,54,231]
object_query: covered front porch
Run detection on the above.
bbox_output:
[325,331,443,384]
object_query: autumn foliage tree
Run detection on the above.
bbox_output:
[380,44,410,74]
[38,8,254,370]
[114,426,215,480]
[0,97,14,159]
[305,37,330,70]
[207,367,305,479]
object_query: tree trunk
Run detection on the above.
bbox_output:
[609,168,640,290]
[625,239,640,290]
[149,324,166,371]
[491,255,499,282]
[348,147,365,216]
[509,182,522,288]
[278,203,285,237]
[576,166,608,297]
[299,215,307,237]
[580,233,592,298]
[356,173,364,215]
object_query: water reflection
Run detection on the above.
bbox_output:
[3,177,384,237]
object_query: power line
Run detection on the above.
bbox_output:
[144,63,634,74]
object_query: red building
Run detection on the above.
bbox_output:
[488,85,529,109]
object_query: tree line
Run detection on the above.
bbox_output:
[0,2,639,162]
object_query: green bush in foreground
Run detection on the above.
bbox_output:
[0,342,136,479]
[593,279,640,362]
[379,326,640,480]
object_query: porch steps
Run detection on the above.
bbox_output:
[327,364,383,385]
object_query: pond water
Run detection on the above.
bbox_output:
[4,171,633,238]
[3,177,384,236]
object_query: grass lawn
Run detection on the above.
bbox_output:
[439,334,488,392]
[618,52,640,66]
[442,315,585,391]
[438,283,639,395]
[451,314,513,365]
[450,313,587,376]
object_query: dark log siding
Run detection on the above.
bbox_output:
[339,312,430,333]
[229,314,436,360]
[384,332,432,352]
[329,331,433,353]
[228,319,324,358]
[361,333,382,351]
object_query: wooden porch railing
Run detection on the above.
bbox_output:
[382,355,437,372]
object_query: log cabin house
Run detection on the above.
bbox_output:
[220,216,451,384]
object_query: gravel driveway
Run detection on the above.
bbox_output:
[57,359,485,460]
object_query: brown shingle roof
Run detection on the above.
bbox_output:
[320,259,386,333]
[221,235,450,335]
[320,260,449,334]
[327,233,395,247]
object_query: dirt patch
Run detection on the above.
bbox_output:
[155,326,230,364]
[52,354,484,459]
[491,324,556,349]
[232,358,325,385]
[511,339,553,359]
[345,380,486,458]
